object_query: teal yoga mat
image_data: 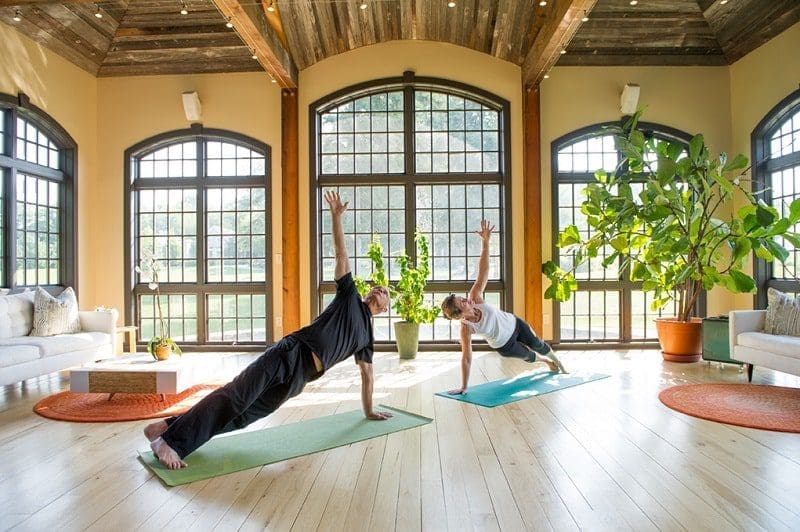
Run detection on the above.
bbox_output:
[436,371,610,407]
[139,404,431,486]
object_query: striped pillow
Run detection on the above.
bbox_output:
[764,287,800,337]
[30,287,81,337]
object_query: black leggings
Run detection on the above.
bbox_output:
[161,335,311,458]
[496,317,551,362]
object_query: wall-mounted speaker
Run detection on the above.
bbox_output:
[182,91,202,122]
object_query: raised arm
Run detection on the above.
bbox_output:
[357,360,394,420]
[325,190,351,280]
[467,220,495,303]
[448,322,473,394]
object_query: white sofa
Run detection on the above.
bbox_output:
[0,290,116,386]
[729,310,800,382]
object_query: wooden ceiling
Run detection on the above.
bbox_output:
[1,0,798,87]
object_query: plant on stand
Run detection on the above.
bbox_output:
[136,255,182,361]
[543,109,800,361]
[355,230,440,359]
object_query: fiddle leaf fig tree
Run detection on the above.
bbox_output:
[543,110,800,322]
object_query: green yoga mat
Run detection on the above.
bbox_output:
[436,371,610,407]
[139,404,431,486]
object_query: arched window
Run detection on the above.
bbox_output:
[551,122,696,344]
[311,72,511,344]
[753,89,800,304]
[0,93,76,290]
[125,126,272,349]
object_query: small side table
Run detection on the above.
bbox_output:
[116,325,138,356]
[702,316,743,366]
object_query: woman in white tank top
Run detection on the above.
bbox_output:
[440,220,567,395]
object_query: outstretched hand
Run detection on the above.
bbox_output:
[474,219,495,242]
[367,410,394,421]
[325,190,349,216]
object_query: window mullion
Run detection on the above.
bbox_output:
[196,137,207,344]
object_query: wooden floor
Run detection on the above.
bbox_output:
[1,349,799,531]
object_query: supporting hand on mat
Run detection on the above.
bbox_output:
[366,410,394,420]
[447,388,467,395]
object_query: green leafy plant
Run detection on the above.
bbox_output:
[135,254,183,359]
[355,230,440,324]
[543,109,800,322]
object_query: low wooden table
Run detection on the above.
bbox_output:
[70,354,202,401]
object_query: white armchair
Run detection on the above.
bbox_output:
[729,310,800,382]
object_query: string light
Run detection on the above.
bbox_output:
[225,17,234,28]
[560,49,566,55]
[180,1,188,15]
[267,0,275,12]
[629,0,638,5]
[539,1,547,5]
[94,3,103,18]
[359,2,368,10]
[543,74,550,79]
[720,0,728,4]
[12,9,21,22]
[270,78,277,83]
[447,1,456,7]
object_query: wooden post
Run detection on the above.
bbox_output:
[523,85,543,334]
[281,88,300,334]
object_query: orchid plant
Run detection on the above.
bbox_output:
[135,254,182,359]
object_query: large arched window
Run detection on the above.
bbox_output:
[551,122,696,344]
[753,89,800,304]
[125,126,272,350]
[0,93,76,290]
[310,72,511,344]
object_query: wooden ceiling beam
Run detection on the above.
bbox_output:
[0,0,97,5]
[211,0,297,88]
[521,0,598,88]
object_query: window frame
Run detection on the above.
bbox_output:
[551,120,704,344]
[0,92,77,291]
[752,88,800,307]
[124,124,272,351]
[309,72,512,346]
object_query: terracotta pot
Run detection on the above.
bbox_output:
[154,344,172,361]
[655,317,703,362]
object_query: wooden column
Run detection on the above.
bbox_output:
[281,88,300,334]
[523,85,543,334]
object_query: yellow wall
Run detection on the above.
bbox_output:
[0,22,98,304]
[298,40,525,323]
[95,74,283,335]
[730,21,800,310]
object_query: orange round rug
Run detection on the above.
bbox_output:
[659,384,800,433]
[34,384,220,422]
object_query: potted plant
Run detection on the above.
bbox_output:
[355,230,440,359]
[135,254,182,361]
[543,110,800,361]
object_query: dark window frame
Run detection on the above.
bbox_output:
[124,124,272,351]
[309,72,512,346]
[752,88,800,307]
[551,121,705,344]
[0,92,77,292]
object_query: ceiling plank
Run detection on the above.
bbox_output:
[558,53,728,66]
[0,0,96,5]
[522,0,598,88]
[211,0,297,87]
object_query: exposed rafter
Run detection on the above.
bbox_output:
[522,0,598,88]
[211,0,297,87]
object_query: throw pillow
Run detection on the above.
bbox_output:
[764,287,800,337]
[30,287,81,336]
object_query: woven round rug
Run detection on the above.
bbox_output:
[34,384,219,422]
[659,384,800,433]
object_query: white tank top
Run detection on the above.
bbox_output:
[461,302,516,348]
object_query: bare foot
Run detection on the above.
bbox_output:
[143,420,168,442]
[150,437,187,469]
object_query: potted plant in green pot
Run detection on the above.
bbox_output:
[136,255,183,361]
[543,110,800,362]
[355,230,440,359]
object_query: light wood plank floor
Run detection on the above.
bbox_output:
[1,349,799,531]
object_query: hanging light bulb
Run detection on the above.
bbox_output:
[629,0,638,5]
[560,49,567,55]
[180,1,188,15]
[225,17,234,28]
[251,49,258,60]
[270,78,277,83]
[447,0,456,7]
[539,1,547,6]
[12,9,21,22]
[94,3,103,18]
[267,0,275,12]
[543,73,550,79]
[359,2,368,10]
[582,14,589,22]
[720,0,729,4]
